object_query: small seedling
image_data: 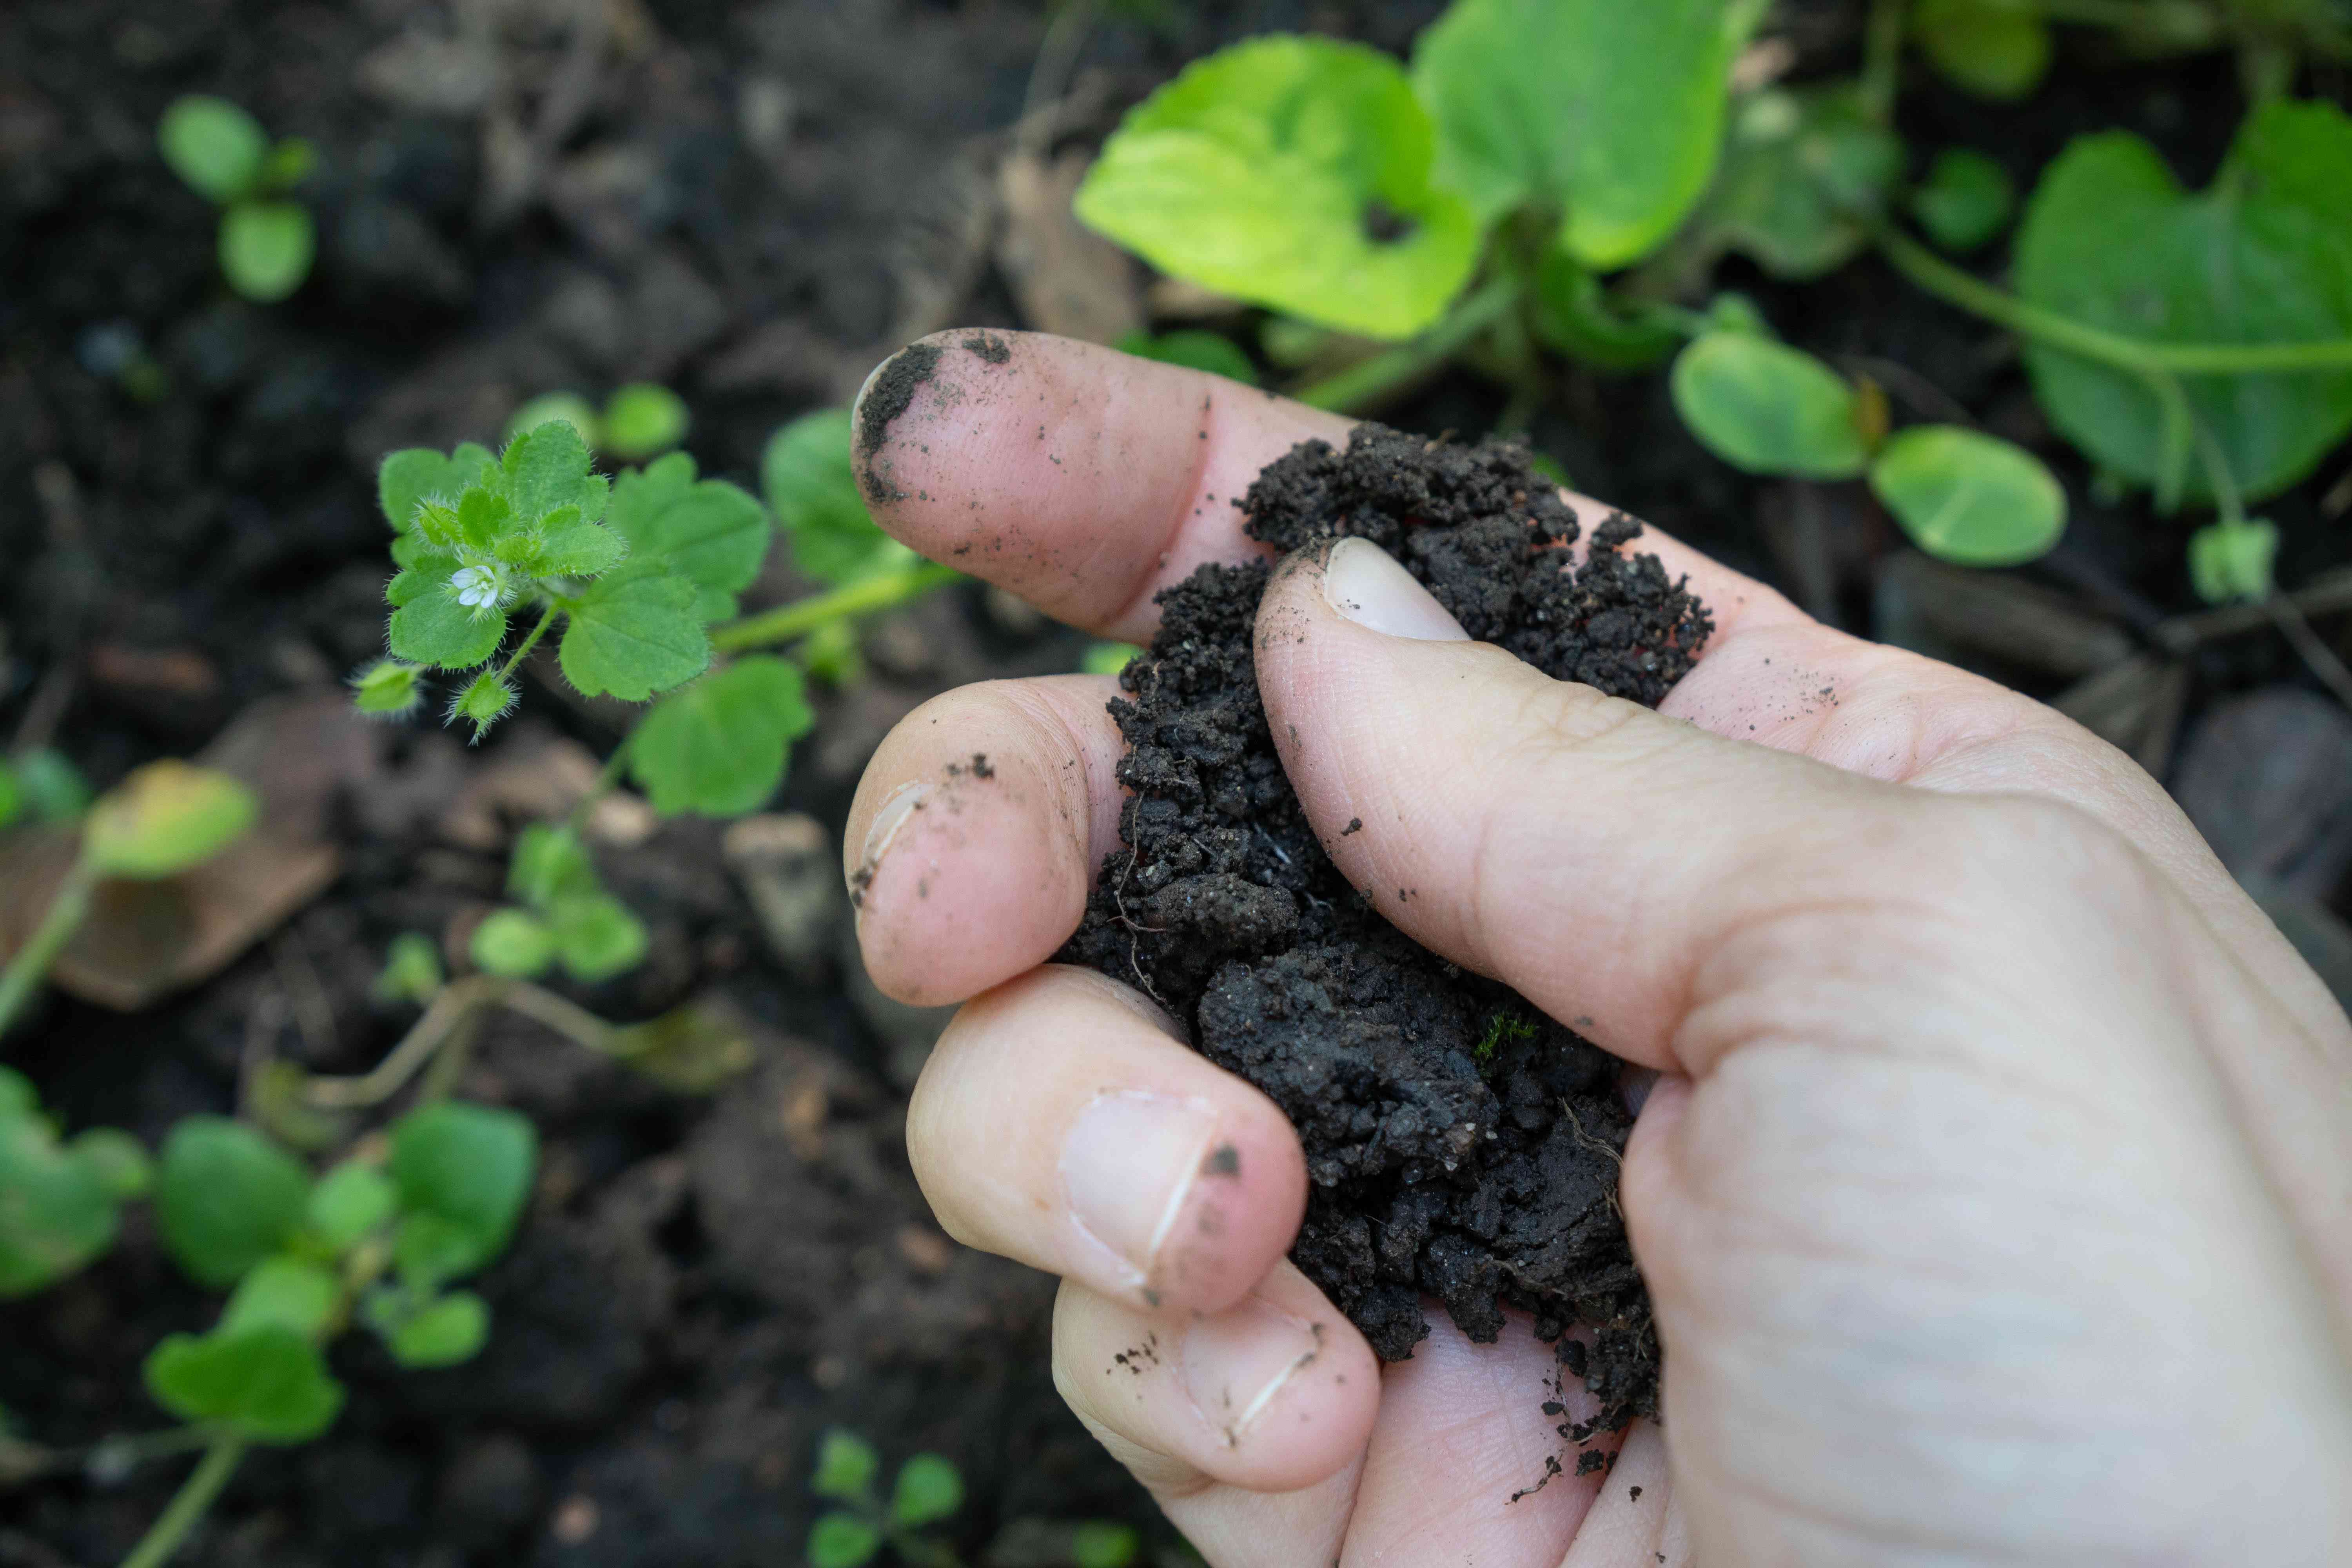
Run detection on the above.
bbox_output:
[157,96,317,303]
[0,760,257,1038]
[466,824,646,984]
[808,1431,966,1568]
[1474,1010,1537,1065]
[0,1067,150,1298]
[505,384,692,461]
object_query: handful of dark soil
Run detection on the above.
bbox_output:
[1060,425,1711,1435]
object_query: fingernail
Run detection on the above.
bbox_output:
[1062,1091,1220,1294]
[850,780,927,899]
[1321,537,1469,641]
[1183,1295,1324,1447]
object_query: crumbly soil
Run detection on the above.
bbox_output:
[1060,426,1712,1430]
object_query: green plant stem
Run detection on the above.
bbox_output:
[708,563,961,654]
[0,855,98,1039]
[118,1435,247,1568]
[1294,275,1523,414]
[2182,410,2352,707]
[1860,0,1906,122]
[496,605,560,684]
[1877,227,2352,374]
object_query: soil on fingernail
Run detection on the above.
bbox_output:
[857,341,946,500]
[1058,424,1711,1433]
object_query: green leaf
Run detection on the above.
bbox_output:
[0,762,19,831]
[258,137,317,194]
[144,1327,344,1443]
[889,1454,964,1528]
[82,761,257,880]
[509,824,598,909]
[1913,0,2051,101]
[387,1101,536,1281]
[1911,148,2015,254]
[68,1129,152,1200]
[219,1255,341,1339]
[220,201,314,303]
[602,384,691,460]
[0,1111,122,1298]
[447,670,519,743]
[1701,85,1904,281]
[1528,246,1684,368]
[1081,642,1144,677]
[507,392,601,449]
[604,454,770,621]
[159,96,267,204]
[628,657,813,817]
[372,932,445,1006]
[557,562,711,700]
[1413,0,1759,268]
[388,569,509,671]
[807,1513,882,1568]
[11,749,91,822]
[351,659,426,719]
[1115,330,1260,385]
[2189,518,2279,603]
[1072,1522,1143,1568]
[1671,332,1872,478]
[761,411,909,588]
[503,420,609,528]
[470,908,556,978]
[392,1212,479,1289]
[385,1290,489,1368]
[531,512,628,577]
[2015,101,2352,505]
[307,1161,398,1252]
[548,894,648,984]
[1869,426,2066,566]
[378,447,493,534]
[812,1430,880,1501]
[154,1118,312,1289]
[1074,35,1480,340]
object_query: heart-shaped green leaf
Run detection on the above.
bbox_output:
[557,562,710,700]
[2015,101,2352,505]
[628,657,814,817]
[154,1118,312,1289]
[388,1102,535,1281]
[605,454,771,621]
[145,1326,344,1443]
[1869,425,2066,566]
[1075,35,1480,340]
[1414,0,1760,268]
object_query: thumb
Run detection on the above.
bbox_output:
[1254,536,1977,1074]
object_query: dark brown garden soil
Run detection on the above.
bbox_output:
[1062,427,1711,1432]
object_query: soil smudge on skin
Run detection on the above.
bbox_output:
[857,340,946,500]
[962,331,1012,365]
[1060,424,1711,1432]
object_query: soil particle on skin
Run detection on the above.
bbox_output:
[962,331,1012,364]
[1060,424,1711,1432]
[857,341,946,500]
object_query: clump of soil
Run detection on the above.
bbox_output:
[1060,425,1711,1433]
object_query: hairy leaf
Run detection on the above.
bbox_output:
[604,454,770,621]
[503,420,608,528]
[628,657,813,817]
[388,570,509,670]
[557,562,710,700]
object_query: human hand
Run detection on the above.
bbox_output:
[842,332,2352,1566]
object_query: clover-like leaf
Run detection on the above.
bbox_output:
[1911,148,2015,254]
[502,419,608,529]
[144,1326,344,1444]
[1671,332,1873,479]
[1699,85,1904,281]
[384,1290,490,1368]
[812,1430,880,1501]
[159,96,267,205]
[602,384,690,461]
[470,907,556,978]
[808,1513,882,1568]
[548,894,648,983]
[388,568,510,671]
[761,411,909,587]
[1413,0,1760,269]
[890,1454,964,1528]
[307,1161,398,1253]
[387,1101,536,1281]
[604,454,771,621]
[1868,426,2066,567]
[628,657,814,817]
[1913,0,2051,101]
[1075,35,1480,340]
[218,1255,341,1339]
[2015,100,2352,505]
[154,1117,312,1289]
[83,761,257,880]
[557,562,711,700]
[220,201,314,303]
[0,1106,124,1298]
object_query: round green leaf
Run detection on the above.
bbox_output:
[68,1128,152,1200]
[602,384,690,460]
[11,750,91,824]
[1670,332,1871,479]
[548,893,648,984]
[1869,426,2065,566]
[220,201,315,302]
[83,761,257,880]
[470,908,555,978]
[807,1512,882,1568]
[2016,102,2352,505]
[1072,1522,1142,1568]
[1910,148,2016,254]
[889,1453,964,1528]
[154,1117,312,1289]
[144,1327,345,1443]
[557,562,712,700]
[1913,0,2052,101]
[506,392,601,449]
[604,453,769,621]
[1074,35,1479,340]
[1115,330,1260,386]
[1414,0,1755,267]
[811,1430,880,1502]
[0,1112,122,1298]
[2189,519,2279,604]
[387,1101,536,1281]
[385,1290,490,1367]
[628,657,813,817]
[219,1255,341,1339]
[761,411,908,588]
[159,96,267,204]
[1700,85,1904,281]
[307,1160,398,1252]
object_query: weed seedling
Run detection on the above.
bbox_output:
[157,96,317,303]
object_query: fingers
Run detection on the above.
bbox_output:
[907,964,1307,1317]
[1052,1259,1379,1497]
[1553,1421,1679,1568]
[846,675,1123,1006]
[852,330,1350,641]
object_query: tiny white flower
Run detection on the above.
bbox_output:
[452,564,503,609]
